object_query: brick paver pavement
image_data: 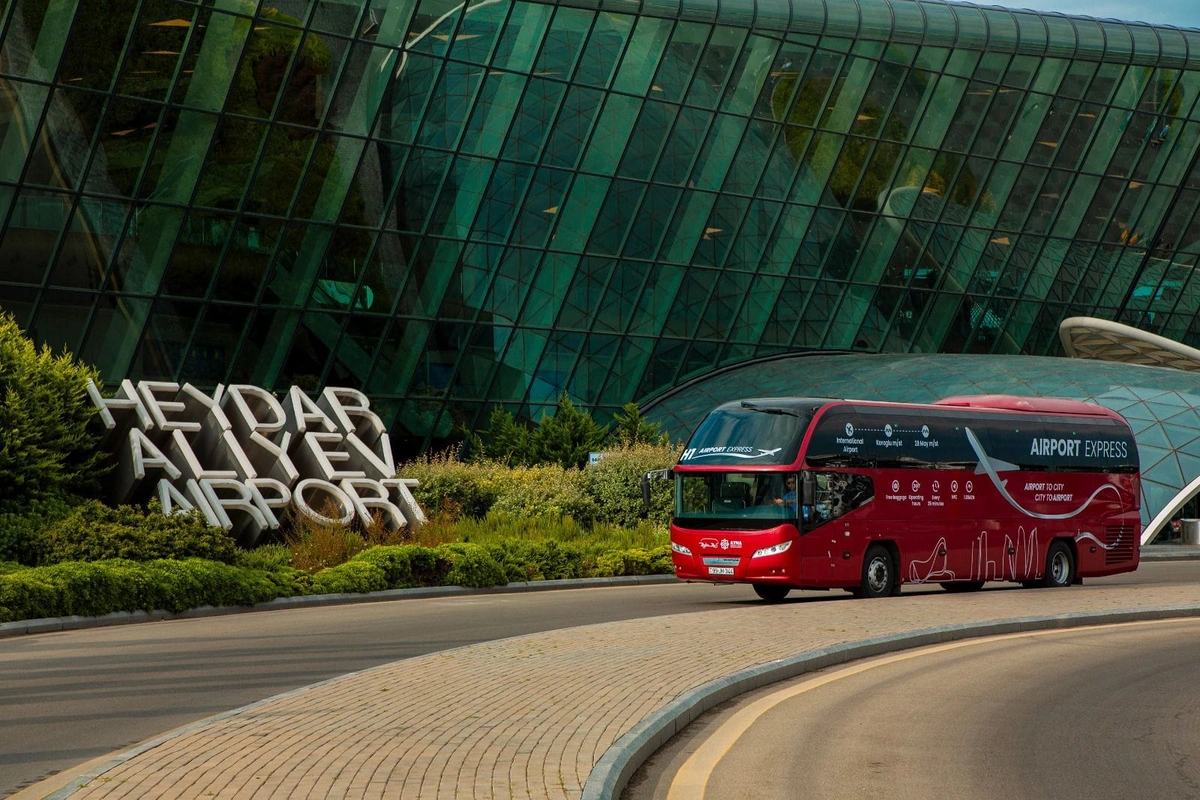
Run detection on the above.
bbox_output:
[21,579,1200,800]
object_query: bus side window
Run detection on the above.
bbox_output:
[814,472,874,522]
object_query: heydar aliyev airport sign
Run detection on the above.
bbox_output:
[87,380,424,547]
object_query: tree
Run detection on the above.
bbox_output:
[611,402,669,446]
[532,394,609,470]
[0,312,107,510]
[466,406,535,465]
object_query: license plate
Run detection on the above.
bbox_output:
[708,566,734,576]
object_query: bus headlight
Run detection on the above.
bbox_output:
[671,541,693,556]
[751,540,793,559]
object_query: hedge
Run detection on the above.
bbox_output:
[0,543,674,623]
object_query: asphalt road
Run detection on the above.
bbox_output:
[628,618,1200,799]
[2,561,1197,797]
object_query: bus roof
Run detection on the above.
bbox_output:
[933,394,1119,418]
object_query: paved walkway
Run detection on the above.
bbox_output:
[18,548,1200,800]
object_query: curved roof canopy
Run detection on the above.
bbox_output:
[1060,317,1200,372]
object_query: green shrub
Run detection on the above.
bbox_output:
[484,539,587,582]
[0,494,81,564]
[35,500,238,565]
[584,442,679,529]
[595,546,673,577]
[36,560,146,616]
[0,570,62,620]
[138,558,281,611]
[0,312,108,510]
[490,464,597,527]
[235,544,292,571]
[434,542,507,588]
[398,450,504,520]
[352,545,447,589]
[311,560,388,594]
[260,566,311,598]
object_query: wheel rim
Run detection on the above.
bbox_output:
[867,556,890,593]
[1050,550,1068,584]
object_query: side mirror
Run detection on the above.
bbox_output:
[642,468,673,507]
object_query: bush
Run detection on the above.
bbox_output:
[0,557,283,619]
[584,441,679,529]
[0,312,107,510]
[311,560,388,595]
[490,464,597,527]
[484,539,587,582]
[398,450,504,520]
[595,546,673,577]
[434,542,507,588]
[36,500,238,565]
[137,559,282,611]
[0,493,81,564]
[352,545,447,588]
[235,544,292,571]
[0,569,61,621]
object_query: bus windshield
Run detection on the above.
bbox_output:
[679,400,819,467]
[677,471,800,524]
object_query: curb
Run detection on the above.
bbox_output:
[0,574,678,639]
[581,603,1200,800]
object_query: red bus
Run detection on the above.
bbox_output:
[657,395,1140,601]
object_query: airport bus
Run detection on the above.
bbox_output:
[652,395,1140,601]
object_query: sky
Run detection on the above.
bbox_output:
[980,0,1200,29]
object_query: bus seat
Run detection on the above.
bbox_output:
[716,482,749,511]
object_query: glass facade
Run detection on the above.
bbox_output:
[4,0,1200,455]
[642,352,1200,537]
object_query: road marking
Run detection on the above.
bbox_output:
[667,617,1200,799]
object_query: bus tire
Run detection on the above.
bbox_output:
[753,583,791,602]
[858,545,896,598]
[1042,541,1075,588]
[942,581,985,593]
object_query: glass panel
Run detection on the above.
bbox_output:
[113,0,192,101]
[85,96,159,197]
[0,187,70,284]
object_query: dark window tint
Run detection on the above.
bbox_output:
[680,399,823,467]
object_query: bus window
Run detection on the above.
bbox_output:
[808,472,874,526]
[677,472,800,524]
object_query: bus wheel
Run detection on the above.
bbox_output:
[753,583,791,602]
[1042,541,1075,588]
[942,581,985,593]
[858,545,896,598]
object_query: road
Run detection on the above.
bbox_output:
[2,561,1196,796]
[627,616,1200,799]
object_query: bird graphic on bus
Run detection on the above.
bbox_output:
[964,427,1122,520]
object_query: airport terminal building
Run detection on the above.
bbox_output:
[5,0,1200,532]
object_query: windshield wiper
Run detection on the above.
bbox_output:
[740,401,802,417]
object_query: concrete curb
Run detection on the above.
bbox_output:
[581,603,1200,800]
[0,574,678,639]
